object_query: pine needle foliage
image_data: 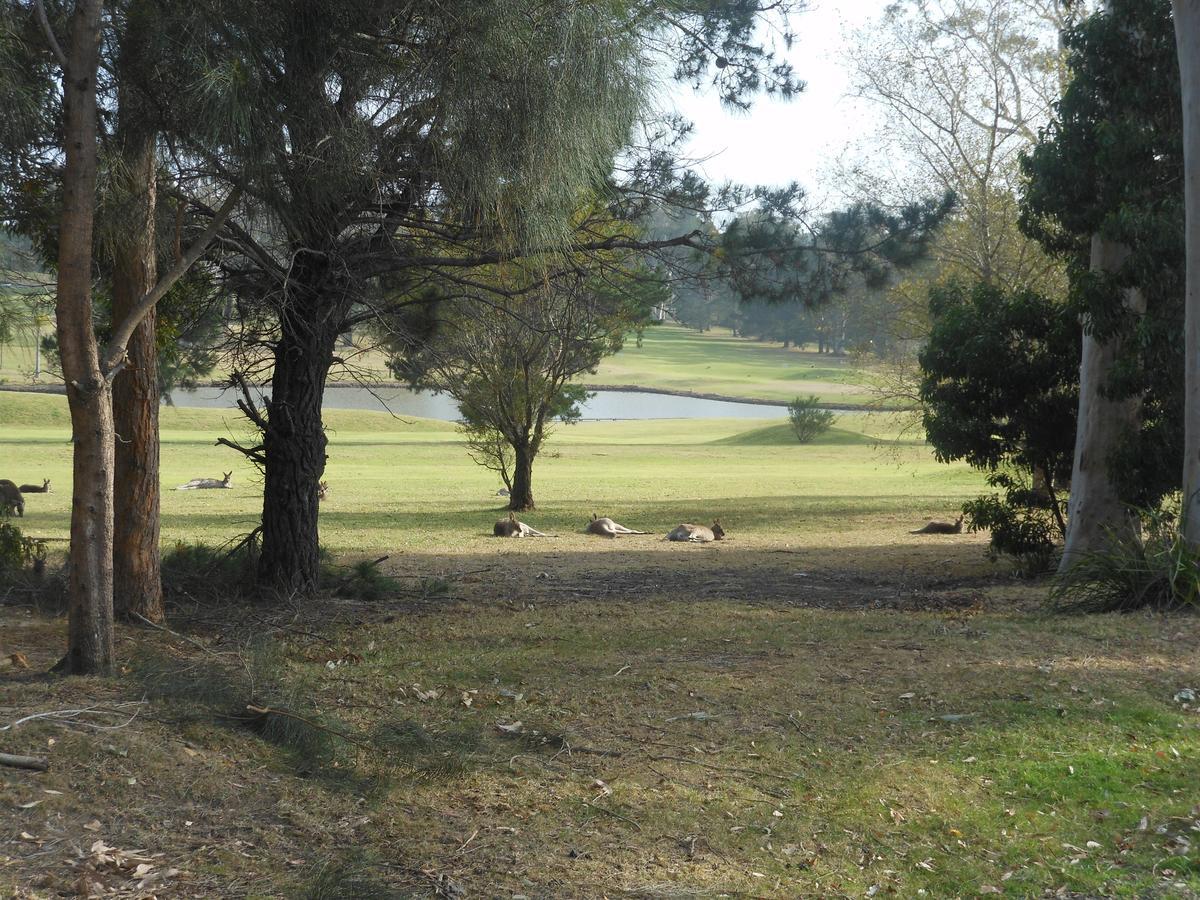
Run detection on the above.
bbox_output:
[133,645,348,773]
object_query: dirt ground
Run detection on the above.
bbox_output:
[1,543,1196,899]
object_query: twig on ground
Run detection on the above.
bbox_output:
[244,704,369,749]
[584,800,642,831]
[0,752,49,771]
[0,701,146,733]
[133,612,220,656]
[648,755,795,782]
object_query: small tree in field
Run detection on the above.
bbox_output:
[388,265,662,510]
[787,395,835,443]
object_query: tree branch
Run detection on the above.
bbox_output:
[33,0,68,71]
[102,187,243,379]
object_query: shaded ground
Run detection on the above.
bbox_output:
[3,547,1198,899]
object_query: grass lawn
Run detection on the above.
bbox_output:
[585,324,877,406]
[1,321,879,407]
[1,391,1198,898]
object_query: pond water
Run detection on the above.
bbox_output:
[168,385,791,421]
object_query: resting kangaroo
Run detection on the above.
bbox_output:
[666,521,725,543]
[0,479,24,517]
[910,515,963,535]
[318,481,329,501]
[493,512,547,537]
[18,479,50,493]
[585,514,648,538]
[177,471,233,490]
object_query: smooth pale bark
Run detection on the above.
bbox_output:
[56,0,114,675]
[111,114,163,623]
[1058,235,1145,572]
[1175,0,1200,545]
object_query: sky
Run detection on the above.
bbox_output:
[662,0,895,203]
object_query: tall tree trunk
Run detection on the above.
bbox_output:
[1175,0,1200,545]
[56,0,114,675]
[111,71,162,622]
[257,300,339,595]
[508,442,536,511]
[1058,235,1144,572]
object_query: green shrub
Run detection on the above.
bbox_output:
[0,515,46,576]
[963,469,1063,574]
[1051,500,1200,613]
[786,395,835,443]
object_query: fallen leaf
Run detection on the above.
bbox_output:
[83,820,102,832]
[10,652,29,669]
[495,721,524,735]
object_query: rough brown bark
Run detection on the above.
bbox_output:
[256,299,340,596]
[508,443,536,511]
[56,0,114,675]
[1057,235,1145,572]
[111,92,163,623]
[1175,0,1200,545]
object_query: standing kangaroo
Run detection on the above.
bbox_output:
[666,521,725,543]
[493,512,548,537]
[585,514,648,538]
[0,479,24,517]
[317,481,329,501]
[910,515,963,535]
[18,479,51,493]
[177,471,233,490]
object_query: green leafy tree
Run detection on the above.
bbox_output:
[919,280,1080,560]
[387,264,664,510]
[1021,0,1184,567]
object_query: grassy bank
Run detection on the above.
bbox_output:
[587,324,876,405]
[0,322,880,406]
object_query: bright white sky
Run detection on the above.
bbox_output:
[662,0,896,204]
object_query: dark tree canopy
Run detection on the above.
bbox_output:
[920,280,1079,484]
[1020,0,1183,509]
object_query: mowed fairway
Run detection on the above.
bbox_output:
[1,390,983,571]
[586,324,875,405]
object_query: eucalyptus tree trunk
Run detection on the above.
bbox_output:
[256,291,344,596]
[111,68,163,623]
[1058,235,1144,572]
[56,0,115,675]
[1174,0,1200,545]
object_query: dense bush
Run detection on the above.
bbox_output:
[0,515,45,576]
[962,470,1062,575]
[787,395,835,443]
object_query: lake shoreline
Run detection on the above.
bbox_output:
[1,381,891,412]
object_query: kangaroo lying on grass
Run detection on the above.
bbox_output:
[18,479,50,493]
[493,512,548,537]
[0,480,24,517]
[666,521,725,543]
[177,472,233,490]
[910,515,963,535]
[585,514,648,538]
